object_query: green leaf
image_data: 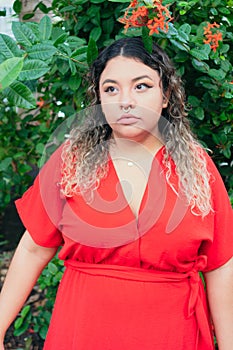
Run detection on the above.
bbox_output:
[12,22,38,47]
[71,46,88,58]
[22,13,35,20]
[0,57,24,90]
[14,317,23,330]
[39,325,48,340]
[36,143,45,155]
[13,0,22,14]
[220,60,231,73]
[53,33,69,47]
[220,44,230,54]
[43,310,52,324]
[66,36,86,48]
[222,147,231,159]
[26,22,41,40]
[87,5,100,18]
[179,23,191,35]
[174,51,189,63]
[191,106,205,120]
[208,69,226,80]
[0,157,12,172]
[210,8,218,15]
[48,262,58,275]
[190,45,211,60]
[56,59,69,75]
[69,59,77,75]
[28,43,57,60]
[194,107,205,120]
[90,27,102,41]
[0,34,23,58]
[218,7,231,14]
[19,59,49,81]
[142,26,153,54]
[74,16,90,32]
[39,15,52,41]
[224,92,233,99]
[13,320,30,336]
[169,39,189,52]
[4,81,36,109]
[37,1,51,13]
[59,5,77,12]
[191,58,209,73]
[90,0,105,3]
[178,24,191,41]
[68,75,81,91]
[102,17,115,34]
[21,305,31,318]
[87,37,98,66]
[188,95,200,107]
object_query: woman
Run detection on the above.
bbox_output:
[0,37,232,350]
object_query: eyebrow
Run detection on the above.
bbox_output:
[101,75,154,86]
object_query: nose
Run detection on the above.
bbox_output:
[119,89,136,110]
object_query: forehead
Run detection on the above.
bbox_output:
[100,56,159,81]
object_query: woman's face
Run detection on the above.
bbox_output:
[99,56,168,147]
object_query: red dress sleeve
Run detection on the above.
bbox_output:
[200,154,233,272]
[15,146,64,248]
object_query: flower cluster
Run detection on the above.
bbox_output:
[203,22,223,52]
[119,0,172,35]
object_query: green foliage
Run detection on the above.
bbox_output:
[0,0,232,343]
[13,253,64,340]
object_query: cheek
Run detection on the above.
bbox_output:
[101,102,117,121]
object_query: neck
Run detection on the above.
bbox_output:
[113,133,163,152]
[110,136,163,162]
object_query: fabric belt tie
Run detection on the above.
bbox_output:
[64,258,214,350]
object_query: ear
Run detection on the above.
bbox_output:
[162,90,170,108]
[162,96,168,109]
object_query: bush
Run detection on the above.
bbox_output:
[0,0,232,214]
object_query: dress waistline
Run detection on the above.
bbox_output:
[65,259,195,282]
[64,259,214,350]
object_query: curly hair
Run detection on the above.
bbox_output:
[60,37,213,216]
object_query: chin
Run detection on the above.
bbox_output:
[113,127,157,143]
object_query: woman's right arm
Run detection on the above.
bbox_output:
[0,231,58,349]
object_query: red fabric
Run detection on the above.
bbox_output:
[15,146,233,350]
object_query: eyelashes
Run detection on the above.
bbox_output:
[104,86,117,93]
[136,83,153,90]
[103,83,153,94]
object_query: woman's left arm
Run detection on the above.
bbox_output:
[204,256,233,350]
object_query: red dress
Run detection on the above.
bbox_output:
[16,146,233,350]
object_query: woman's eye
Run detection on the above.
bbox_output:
[104,86,117,93]
[136,83,152,91]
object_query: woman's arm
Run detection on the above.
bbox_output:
[205,256,233,350]
[0,231,58,347]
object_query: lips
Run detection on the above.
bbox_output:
[116,114,140,125]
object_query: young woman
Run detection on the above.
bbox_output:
[0,37,232,350]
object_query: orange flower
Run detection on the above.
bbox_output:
[119,0,172,35]
[147,1,172,35]
[119,6,149,28]
[130,0,138,8]
[133,6,148,18]
[36,97,45,108]
[203,22,223,52]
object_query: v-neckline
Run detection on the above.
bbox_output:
[109,145,165,222]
